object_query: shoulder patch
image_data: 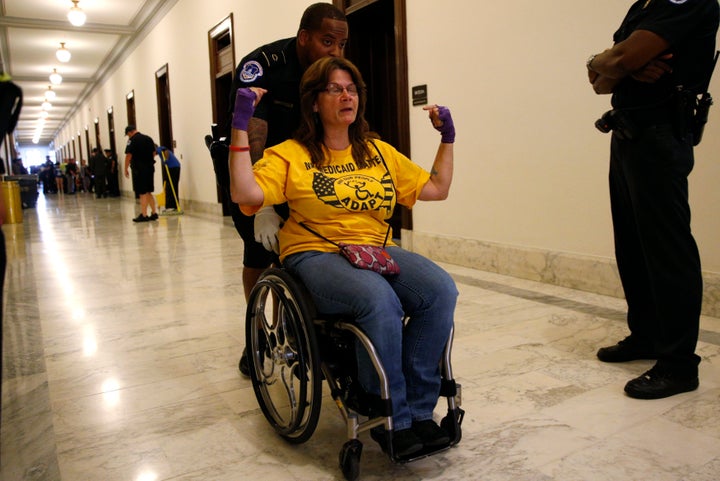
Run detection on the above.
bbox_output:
[240,60,263,83]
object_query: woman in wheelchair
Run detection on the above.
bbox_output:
[229,56,457,459]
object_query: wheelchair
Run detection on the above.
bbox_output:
[244,267,465,481]
[203,130,464,479]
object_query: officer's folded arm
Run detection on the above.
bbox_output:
[590,74,620,95]
[588,29,670,94]
[593,30,669,78]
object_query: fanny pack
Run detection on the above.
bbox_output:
[300,222,400,276]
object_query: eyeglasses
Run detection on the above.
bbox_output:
[322,82,359,97]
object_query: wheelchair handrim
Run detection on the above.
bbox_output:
[246,271,322,443]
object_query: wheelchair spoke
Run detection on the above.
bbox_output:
[253,291,276,380]
[280,363,300,422]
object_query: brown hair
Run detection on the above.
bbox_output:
[294,56,378,168]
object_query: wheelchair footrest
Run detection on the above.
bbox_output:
[369,426,457,464]
[396,443,453,464]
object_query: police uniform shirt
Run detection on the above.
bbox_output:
[125,132,155,168]
[230,37,303,150]
[612,0,719,109]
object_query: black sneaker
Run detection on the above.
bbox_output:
[624,365,699,399]
[149,213,158,221]
[371,427,423,458]
[597,336,656,363]
[238,348,250,377]
[412,419,450,447]
[132,214,149,223]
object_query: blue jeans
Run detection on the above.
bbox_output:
[284,246,457,430]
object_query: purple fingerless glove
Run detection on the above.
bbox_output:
[232,88,257,131]
[434,106,455,143]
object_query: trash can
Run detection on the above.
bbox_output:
[4,174,39,208]
[1,180,23,224]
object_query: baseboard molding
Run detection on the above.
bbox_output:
[178,198,223,218]
[407,230,720,318]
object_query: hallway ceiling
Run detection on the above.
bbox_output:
[0,0,177,149]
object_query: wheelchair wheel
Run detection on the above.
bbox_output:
[339,439,362,481]
[245,268,322,444]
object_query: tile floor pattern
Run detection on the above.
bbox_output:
[2,192,719,481]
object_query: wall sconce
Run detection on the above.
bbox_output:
[44,86,57,101]
[67,1,87,27]
[56,42,72,63]
[49,68,63,85]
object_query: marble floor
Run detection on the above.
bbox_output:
[2,191,719,481]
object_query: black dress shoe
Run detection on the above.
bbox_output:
[624,365,699,399]
[597,337,656,363]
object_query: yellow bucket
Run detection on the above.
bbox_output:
[155,190,165,208]
[1,180,23,224]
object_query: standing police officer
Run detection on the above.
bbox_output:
[225,3,348,375]
[587,0,719,399]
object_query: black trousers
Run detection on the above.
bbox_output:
[94,172,107,198]
[107,170,120,196]
[609,123,702,375]
[165,166,180,209]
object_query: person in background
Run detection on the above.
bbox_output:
[588,0,719,399]
[229,56,457,458]
[65,158,79,194]
[11,158,27,175]
[124,125,158,222]
[156,145,181,211]
[222,2,348,375]
[104,149,120,197]
[89,147,108,198]
[55,161,65,194]
[39,160,56,194]
[79,158,92,193]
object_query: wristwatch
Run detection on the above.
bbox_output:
[586,54,598,71]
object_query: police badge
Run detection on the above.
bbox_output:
[240,60,263,83]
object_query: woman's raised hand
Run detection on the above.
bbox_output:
[423,104,455,144]
[232,87,267,131]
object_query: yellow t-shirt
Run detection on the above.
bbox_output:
[242,139,431,261]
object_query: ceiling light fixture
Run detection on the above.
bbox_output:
[67,1,87,27]
[40,111,49,119]
[56,42,72,63]
[49,68,63,85]
[44,86,57,101]
[41,101,53,111]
